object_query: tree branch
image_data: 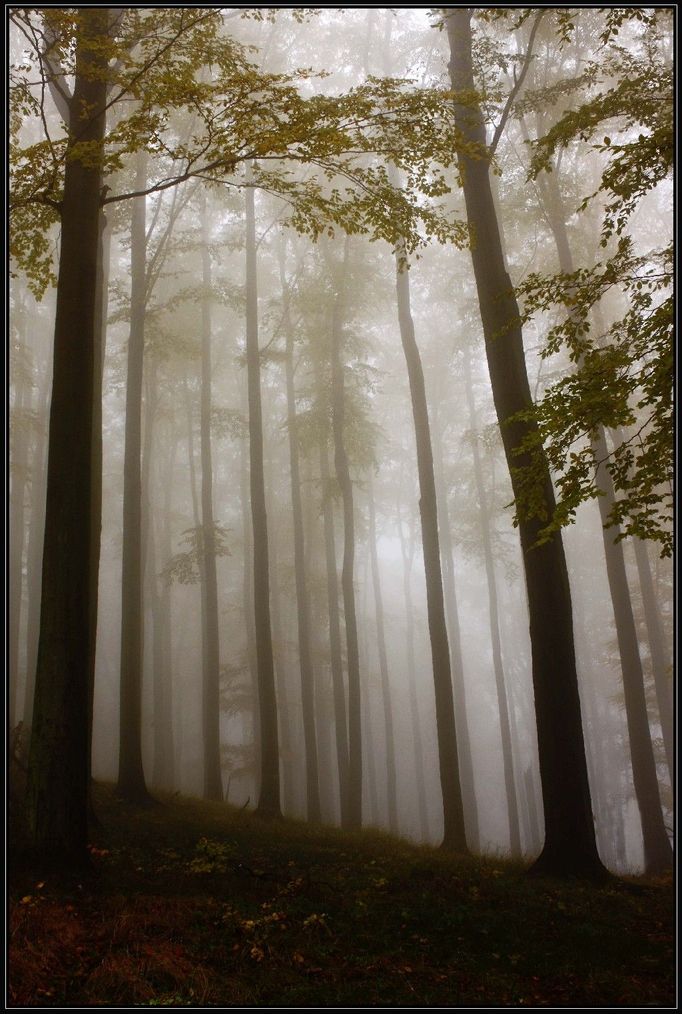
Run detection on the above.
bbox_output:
[489,10,545,157]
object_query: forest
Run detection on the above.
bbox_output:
[8,7,674,1008]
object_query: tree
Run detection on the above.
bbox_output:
[446,9,607,879]
[279,237,322,823]
[23,8,110,864]
[517,11,673,556]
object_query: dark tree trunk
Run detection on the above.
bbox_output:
[395,245,468,854]
[431,415,480,851]
[9,352,29,728]
[396,506,430,841]
[280,242,321,822]
[539,164,671,873]
[367,474,399,834]
[319,426,351,828]
[265,458,295,815]
[245,175,281,818]
[461,346,522,857]
[26,9,110,864]
[144,363,176,793]
[593,430,672,872]
[329,237,363,830]
[199,192,223,801]
[117,151,151,803]
[23,362,50,728]
[151,438,176,792]
[632,535,673,783]
[447,9,606,878]
[87,206,111,819]
[239,376,260,804]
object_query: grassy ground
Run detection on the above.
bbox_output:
[9,784,674,1008]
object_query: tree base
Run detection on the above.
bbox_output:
[528,847,612,883]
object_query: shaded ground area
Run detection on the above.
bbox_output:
[9,785,674,1007]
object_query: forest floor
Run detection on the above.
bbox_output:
[9,784,675,1008]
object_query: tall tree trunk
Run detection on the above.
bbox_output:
[151,427,176,792]
[461,346,522,857]
[87,205,111,816]
[431,415,480,850]
[265,463,294,815]
[319,428,351,827]
[199,192,223,801]
[245,172,280,818]
[446,9,606,878]
[117,151,151,802]
[9,353,29,728]
[538,163,671,873]
[26,9,110,863]
[632,536,673,782]
[367,474,398,834]
[23,361,50,727]
[592,430,672,872]
[329,237,363,830]
[395,245,468,854]
[396,504,430,841]
[239,375,260,804]
[280,242,321,822]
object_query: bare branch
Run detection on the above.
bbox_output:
[489,10,545,157]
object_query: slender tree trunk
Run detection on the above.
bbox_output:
[319,428,351,827]
[593,430,672,872]
[26,9,110,863]
[632,536,673,782]
[9,361,29,728]
[431,415,480,851]
[395,245,468,854]
[461,347,522,857]
[329,237,362,830]
[397,506,430,841]
[245,173,280,818]
[358,562,379,827]
[367,474,399,834]
[280,243,321,822]
[151,428,176,792]
[87,206,111,818]
[447,9,606,878]
[23,362,50,728]
[117,151,151,802]
[239,375,260,804]
[199,192,223,801]
[266,467,294,815]
[538,163,671,873]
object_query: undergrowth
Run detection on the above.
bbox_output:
[8,784,674,1008]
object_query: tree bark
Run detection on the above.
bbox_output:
[538,160,671,873]
[280,241,321,822]
[117,151,152,802]
[245,173,281,818]
[329,237,363,830]
[319,425,351,828]
[9,348,29,728]
[26,8,110,863]
[431,414,480,850]
[367,473,399,834]
[396,504,430,841]
[395,245,468,854]
[199,192,224,801]
[461,346,522,856]
[632,535,673,783]
[447,9,606,878]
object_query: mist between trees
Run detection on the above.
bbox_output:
[9,8,672,878]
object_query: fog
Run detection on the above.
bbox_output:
[10,8,672,878]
